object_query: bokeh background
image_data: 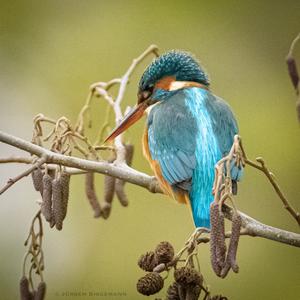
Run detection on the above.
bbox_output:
[1,1,300,299]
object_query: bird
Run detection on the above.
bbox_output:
[105,50,243,228]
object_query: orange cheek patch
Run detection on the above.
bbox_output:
[155,76,176,90]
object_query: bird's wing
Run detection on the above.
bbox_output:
[207,94,242,182]
[147,98,197,190]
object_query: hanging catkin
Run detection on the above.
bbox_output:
[52,178,64,230]
[31,168,44,193]
[85,172,102,218]
[60,172,70,221]
[115,144,134,206]
[41,174,52,222]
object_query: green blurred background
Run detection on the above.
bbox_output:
[0,1,300,299]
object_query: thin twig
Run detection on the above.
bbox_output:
[0,155,47,195]
[244,157,300,226]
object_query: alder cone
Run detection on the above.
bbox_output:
[137,272,164,296]
[138,251,158,272]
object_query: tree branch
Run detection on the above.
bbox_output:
[0,155,47,195]
[0,130,299,248]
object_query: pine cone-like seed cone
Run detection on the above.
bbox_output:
[85,172,102,218]
[31,168,44,193]
[19,276,33,300]
[35,281,46,300]
[60,172,70,221]
[136,272,164,296]
[155,241,175,264]
[174,267,203,286]
[52,178,64,230]
[41,174,53,222]
[138,251,158,272]
[166,282,180,300]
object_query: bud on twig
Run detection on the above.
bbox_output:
[137,272,164,296]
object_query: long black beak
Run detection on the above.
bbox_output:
[104,101,148,143]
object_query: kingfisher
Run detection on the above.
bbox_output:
[105,50,242,228]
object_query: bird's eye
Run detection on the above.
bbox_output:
[138,85,154,103]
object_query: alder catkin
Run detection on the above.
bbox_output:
[216,211,226,269]
[296,100,300,123]
[221,212,242,278]
[210,202,222,276]
[115,144,134,206]
[31,168,44,193]
[286,56,299,90]
[101,202,111,219]
[34,282,46,300]
[52,178,64,230]
[115,179,128,206]
[103,175,115,204]
[41,174,52,222]
[19,276,33,300]
[59,172,70,220]
[85,172,102,218]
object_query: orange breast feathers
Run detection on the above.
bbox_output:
[142,127,189,204]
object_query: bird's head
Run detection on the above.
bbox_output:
[105,50,209,142]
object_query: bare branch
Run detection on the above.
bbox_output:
[0,155,47,195]
[0,156,33,164]
[0,130,299,248]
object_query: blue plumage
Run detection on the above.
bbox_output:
[107,49,242,228]
[147,86,240,227]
